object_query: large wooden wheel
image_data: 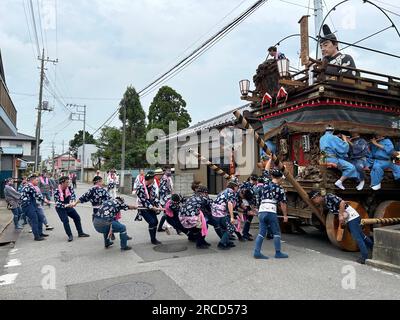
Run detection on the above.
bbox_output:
[326,201,371,252]
[374,201,400,227]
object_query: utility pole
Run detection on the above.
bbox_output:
[121,105,126,188]
[51,142,55,176]
[314,0,324,37]
[314,0,324,59]
[67,147,71,175]
[68,104,87,183]
[34,48,58,172]
[62,140,65,154]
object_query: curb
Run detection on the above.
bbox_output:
[0,217,13,240]
[367,259,400,274]
[0,207,13,239]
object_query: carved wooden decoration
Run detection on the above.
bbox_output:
[253,59,280,98]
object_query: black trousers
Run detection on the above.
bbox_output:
[205,214,223,239]
[186,227,206,247]
[166,215,186,234]
[158,214,167,231]
[141,210,159,242]
[56,207,84,237]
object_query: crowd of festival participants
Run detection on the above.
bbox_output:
[6,127,400,264]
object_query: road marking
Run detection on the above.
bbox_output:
[372,268,400,279]
[306,249,321,254]
[4,259,21,268]
[9,249,19,255]
[0,274,18,286]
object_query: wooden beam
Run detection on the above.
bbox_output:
[233,110,326,226]
[299,15,310,66]
[241,96,260,103]
[279,79,307,87]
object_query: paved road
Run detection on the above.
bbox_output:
[0,183,399,300]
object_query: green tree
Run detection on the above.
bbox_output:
[119,86,148,168]
[94,126,122,170]
[147,86,191,134]
[69,130,96,158]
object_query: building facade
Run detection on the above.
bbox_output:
[77,144,98,169]
[162,104,260,195]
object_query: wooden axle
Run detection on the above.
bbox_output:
[361,218,400,226]
[233,110,326,226]
[188,149,232,180]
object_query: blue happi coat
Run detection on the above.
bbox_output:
[370,138,400,186]
[320,131,359,180]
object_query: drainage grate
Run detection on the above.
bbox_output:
[98,281,155,300]
[153,244,188,253]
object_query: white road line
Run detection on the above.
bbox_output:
[0,274,18,286]
[9,249,19,255]
[306,249,321,254]
[4,259,21,268]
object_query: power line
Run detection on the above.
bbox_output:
[380,6,400,17]
[374,0,400,10]
[139,4,263,98]
[138,0,269,98]
[55,0,59,58]
[323,0,337,35]
[43,78,72,115]
[10,91,120,101]
[91,108,121,136]
[42,116,71,133]
[35,0,47,53]
[152,0,249,82]
[91,0,268,136]
[22,0,38,60]
[139,0,268,97]
[278,0,314,10]
[341,25,394,51]
[45,77,69,107]
[28,0,41,56]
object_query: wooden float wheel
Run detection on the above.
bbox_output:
[374,201,400,228]
[326,201,371,252]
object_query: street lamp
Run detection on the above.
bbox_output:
[239,79,251,96]
[277,58,291,78]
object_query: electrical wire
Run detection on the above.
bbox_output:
[36,0,47,53]
[380,6,400,18]
[28,0,41,56]
[10,91,121,101]
[91,108,121,136]
[91,0,269,136]
[374,0,400,10]
[323,0,337,35]
[139,0,268,98]
[22,0,39,60]
[341,25,394,51]
[43,79,71,115]
[278,0,314,10]
[154,0,250,80]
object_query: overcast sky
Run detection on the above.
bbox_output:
[1,0,399,159]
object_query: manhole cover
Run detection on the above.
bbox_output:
[153,244,188,253]
[98,281,155,300]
